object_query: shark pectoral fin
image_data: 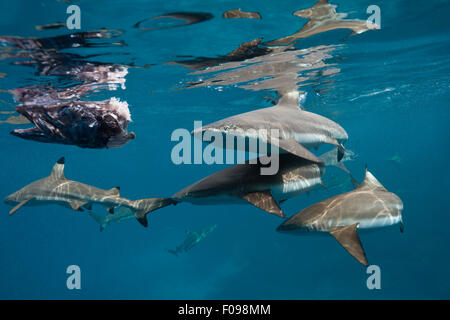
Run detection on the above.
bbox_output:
[241,190,285,218]
[275,138,323,164]
[83,203,93,211]
[329,223,368,266]
[9,199,32,215]
[335,161,350,174]
[69,201,87,211]
[135,212,148,227]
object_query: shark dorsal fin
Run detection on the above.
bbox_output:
[275,90,303,110]
[358,170,386,191]
[107,187,120,196]
[49,157,66,180]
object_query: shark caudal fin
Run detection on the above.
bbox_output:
[87,211,107,231]
[131,198,176,227]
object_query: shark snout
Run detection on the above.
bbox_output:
[4,193,17,205]
[191,126,207,136]
[277,220,309,234]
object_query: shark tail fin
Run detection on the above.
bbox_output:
[88,211,106,231]
[131,198,176,227]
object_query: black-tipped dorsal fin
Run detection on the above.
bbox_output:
[329,223,368,266]
[50,157,66,180]
[107,187,120,196]
[241,190,285,218]
[358,170,386,191]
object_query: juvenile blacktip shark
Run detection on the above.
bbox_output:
[193,90,348,164]
[173,153,326,218]
[277,169,404,266]
[167,225,217,256]
[4,157,174,226]
[88,206,136,231]
[319,147,357,174]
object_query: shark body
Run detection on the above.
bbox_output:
[173,153,326,218]
[194,91,348,164]
[277,169,403,265]
[168,225,217,256]
[4,157,174,226]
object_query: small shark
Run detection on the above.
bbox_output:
[168,225,217,256]
[4,157,174,227]
[277,169,403,266]
[319,147,357,174]
[387,152,403,166]
[134,12,213,31]
[193,90,348,163]
[88,206,136,231]
[265,0,379,46]
[173,153,326,218]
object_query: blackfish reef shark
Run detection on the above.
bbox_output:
[193,90,348,164]
[4,157,174,226]
[172,147,356,219]
[172,153,326,218]
[168,225,217,256]
[277,169,403,266]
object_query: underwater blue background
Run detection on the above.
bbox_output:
[0,0,449,299]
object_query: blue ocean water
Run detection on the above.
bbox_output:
[0,0,449,299]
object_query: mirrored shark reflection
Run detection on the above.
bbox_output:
[277,169,404,266]
[222,9,261,19]
[4,157,175,227]
[134,12,213,31]
[174,43,341,103]
[0,29,124,51]
[168,38,277,71]
[167,225,217,256]
[3,50,128,88]
[264,0,379,46]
